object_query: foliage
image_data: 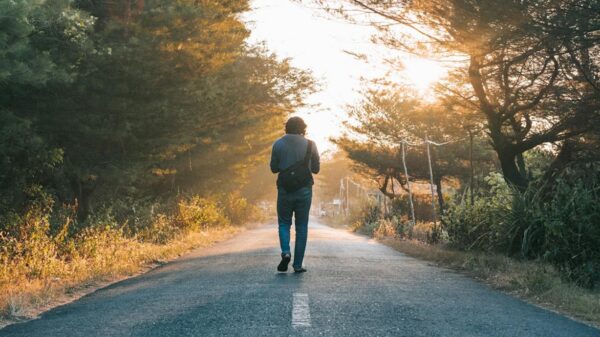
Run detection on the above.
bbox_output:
[0,113,63,222]
[334,85,496,215]
[444,171,600,288]
[533,176,600,288]
[0,0,94,87]
[0,0,92,223]
[349,201,382,234]
[313,0,600,189]
[177,196,229,231]
[444,173,513,251]
[0,200,238,319]
[0,0,312,318]
[1,0,314,226]
[221,192,263,226]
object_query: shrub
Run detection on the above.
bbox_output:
[177,196,229,231]
[444,172,600,288]
[411,221,444,243]
[444,173,513,251]
[373,218,399,238]
[349,201,381,234]
[1,212,60,279]
[221,192,262,226]
[137,214,180,244]
[539,179,600,288]
[0,190,260,318]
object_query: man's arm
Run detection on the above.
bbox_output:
[270,142,280,173]
[310,141,320,174]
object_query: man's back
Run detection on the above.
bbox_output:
[270,134,320,175]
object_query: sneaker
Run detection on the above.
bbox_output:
[293,267,307,273]
[277,253,291,272]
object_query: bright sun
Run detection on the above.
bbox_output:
[402,57,447,91]
[246,0,449,150]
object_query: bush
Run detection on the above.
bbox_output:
[444,173,513,251]
[177,196,229,231]
[349,201,381,234]
[0,191,254,286]
[221,192,262,226]
[372,218,399,238]
[137,213,180,244]
[444,172,600,288]
[538,179,600,288]
[0,190,257,317]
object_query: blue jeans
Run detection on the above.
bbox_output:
[277,186,312,269]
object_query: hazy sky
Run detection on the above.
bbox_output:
[243,0,445,151]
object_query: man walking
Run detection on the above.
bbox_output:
[270,117,320,273]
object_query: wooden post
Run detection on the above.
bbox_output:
[346,177,350,216]
[401,142,416,228]
[383,193,387,216]
[339,178,344,215]
[425,135,437,229]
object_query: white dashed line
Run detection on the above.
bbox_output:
[292,293,311,328]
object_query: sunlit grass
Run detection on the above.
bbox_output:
[0,226,239,327]
[0,194,262,327]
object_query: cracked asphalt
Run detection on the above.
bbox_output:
[1,221,598,337]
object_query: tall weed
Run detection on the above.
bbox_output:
[0,191,258,318]
[444,172,600,288]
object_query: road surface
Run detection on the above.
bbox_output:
[1,221,598,337]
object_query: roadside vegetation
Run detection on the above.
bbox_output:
[0,0,312,324]
[349,204,600,326]
[342,169,600,326]
[313,0,600,288]
[0,195,257,324]
[310,0,600,325]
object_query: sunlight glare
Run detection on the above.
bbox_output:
[402,57,446,91]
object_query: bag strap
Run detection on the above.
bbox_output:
[303,140,312,164]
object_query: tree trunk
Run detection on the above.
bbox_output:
[69,174,96,223]
[544,140,575,181]
[469,56,531,191]
[497,150,529,190]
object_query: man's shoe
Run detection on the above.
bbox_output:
[293,267,307,273]
[277,253,291,272]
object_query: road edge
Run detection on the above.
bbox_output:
[0,226,246,330]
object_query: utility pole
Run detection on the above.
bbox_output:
[425,134,437,230]
[401,141,416,228]
[346,176,350,216]
[339,178,344,215]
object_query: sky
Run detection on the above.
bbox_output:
[243,0,446,152]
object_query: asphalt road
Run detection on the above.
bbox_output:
[1,221,598,337]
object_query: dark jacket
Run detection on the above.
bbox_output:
[270,134,320,187]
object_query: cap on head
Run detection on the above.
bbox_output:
[285,116,307,135]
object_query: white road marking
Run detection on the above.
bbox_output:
[292,293,311,328]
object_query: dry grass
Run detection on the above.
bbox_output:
[0,226,240,327]
[379,237,600,328]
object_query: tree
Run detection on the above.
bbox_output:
[334,85,496,212]
[3,0,315,222]
[310,0,600,189]
[0,0,94,221]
